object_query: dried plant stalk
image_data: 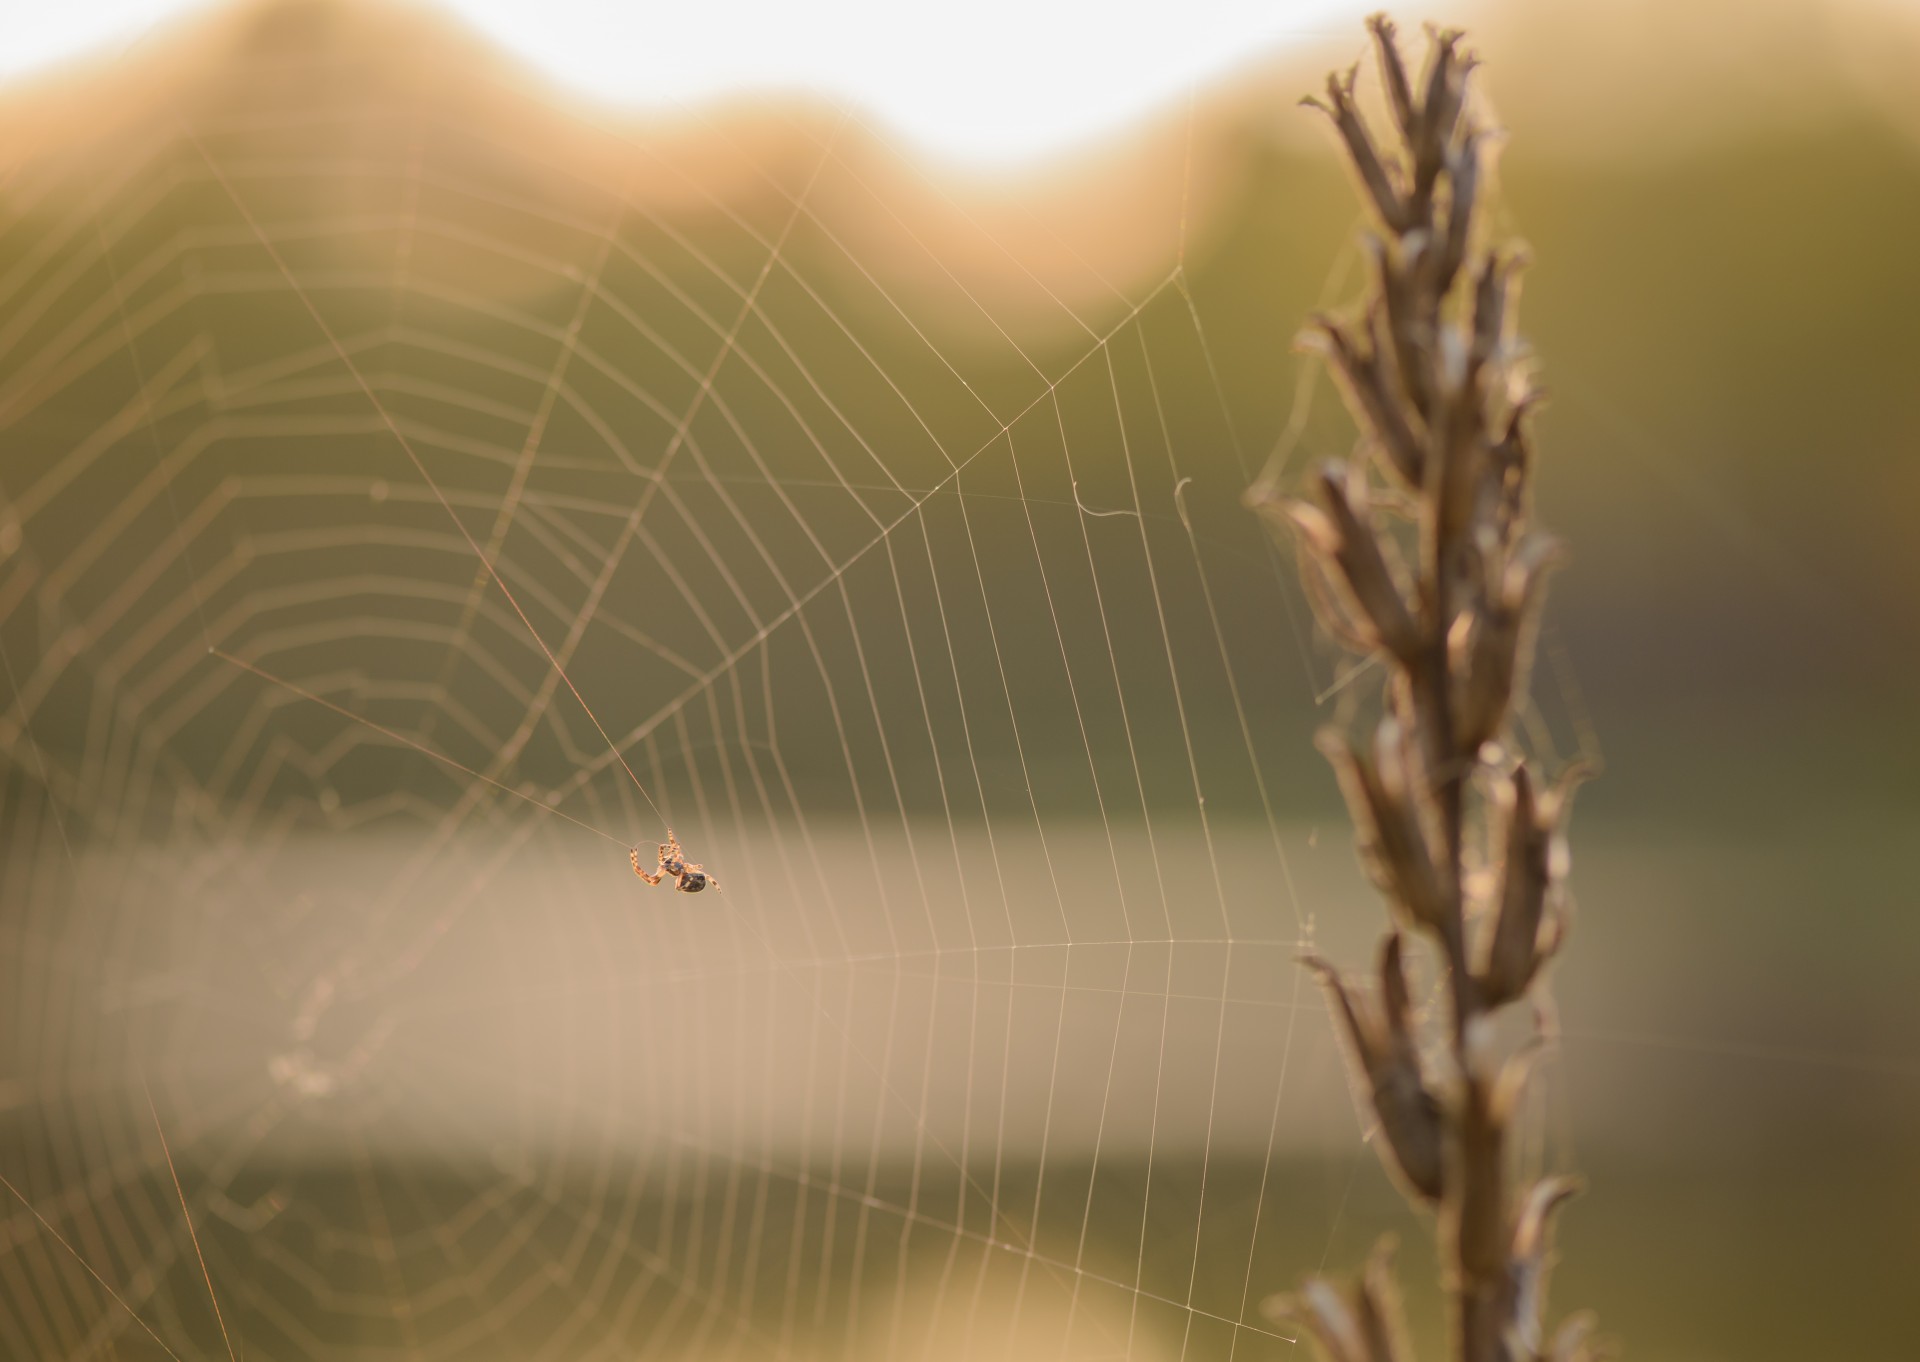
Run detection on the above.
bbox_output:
[1249,16,1605,1362]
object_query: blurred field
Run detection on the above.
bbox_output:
[9,817,1920,1358]
[2,0,1917,1357]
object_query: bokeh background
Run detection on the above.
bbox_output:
[1,0,1915,1358]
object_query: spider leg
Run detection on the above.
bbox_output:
[630,848,668,886]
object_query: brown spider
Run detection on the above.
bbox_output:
[630,831,717,893]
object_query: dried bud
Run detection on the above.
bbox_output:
[1367,15,1419,140]
[1318,723,1453,933]
[1304,937,1446,1202]
[1472,246,1526,373]
[1479,764,1564,1007]
[1413,30,1475,200]
[1293,524,1392,656]
[1264,1236,1412,1362]
[1281,462,1419,662]
[1304,67,1413,233]
[1451,530,1563,752]
[1365,232,1437,420]
[1483,392,1542,545]
[1435,125,1484,292]
[1508,1176,1585,1355]
[1299,313,1429,488]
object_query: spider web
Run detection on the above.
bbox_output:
[0,9,1422,1361]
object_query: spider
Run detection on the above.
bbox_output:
[630,831,718,893]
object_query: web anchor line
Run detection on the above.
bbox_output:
[143,1078,238,1362]
[0,1170,192,1362]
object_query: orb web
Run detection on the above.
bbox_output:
[0,16,1406,1362]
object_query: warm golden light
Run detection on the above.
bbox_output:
[0,0,1373,163]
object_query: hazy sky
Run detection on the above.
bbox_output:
[0,0,1373,163]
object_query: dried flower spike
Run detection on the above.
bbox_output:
[1254,15,1606,1362]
